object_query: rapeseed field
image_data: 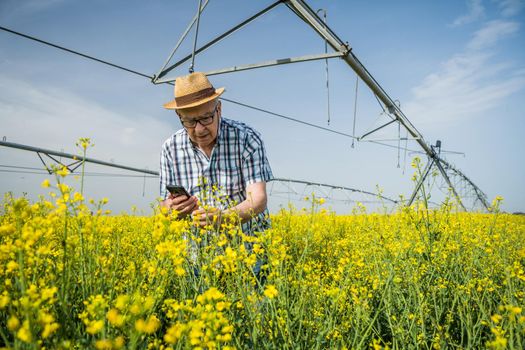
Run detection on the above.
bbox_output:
[1,151,524,349]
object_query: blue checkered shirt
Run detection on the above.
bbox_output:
[160,117,273,232]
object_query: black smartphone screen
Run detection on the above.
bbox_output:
[166,185,190,198]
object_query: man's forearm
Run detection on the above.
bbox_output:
[225,195,267,224]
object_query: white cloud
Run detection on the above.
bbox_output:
[0,0,65,19]
[467,20,520,50]
[406,60,525,125]
[0,75,171,169]
[451,0,485,27]
[494,0,524,17]
[405,20,525,127]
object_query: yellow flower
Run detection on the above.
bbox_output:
[114,336,125,349]
[57,183,70,193]
[73,192,84,202]
[216,301,228,312]
[164,323,186,344]
[491,314,502,324]
[41,287,58,301]
[76,137,92,150]
[38,310,55,325]
[95,339,113,350]
[42,322,60,338]
[507,306,522,315]
[41,179,51,188]
[107,308,125,327]
[0,294,10,308]
[17,321,32,343]
[7,316,20,331]
[264,285,279,299]
[6,260,18,273]
[115,295,130,311]
[87,320,104,334]
[55,166,69,177]
[135,315,160,334]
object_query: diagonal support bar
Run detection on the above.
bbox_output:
[153,0,210,82]
[407,157,435,206]
[36,152,53,174]
[358,119,397,141]
[153,0,284,83]
[434,158,467,211]
[360,137,420,142]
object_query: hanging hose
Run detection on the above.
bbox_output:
[316,9,331,125]
[397,119,401,168]
[402,130,409,174]
[351,74,359,148]
[395,99,401,168]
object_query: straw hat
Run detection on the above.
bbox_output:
[163,72,225,110]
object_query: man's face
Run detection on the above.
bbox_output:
[177,99,221,149]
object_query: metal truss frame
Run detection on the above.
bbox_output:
[150,0,490,211]
[271,177,398,204]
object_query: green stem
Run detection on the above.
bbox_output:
[80,148,86,195]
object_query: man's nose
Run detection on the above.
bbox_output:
[194,121,206,132]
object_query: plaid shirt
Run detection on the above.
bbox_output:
[160,117,273,232]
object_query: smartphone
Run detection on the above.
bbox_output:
[166,185,191,198]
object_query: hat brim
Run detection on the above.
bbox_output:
[163,87,225,110]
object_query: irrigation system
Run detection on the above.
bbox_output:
[0,140,399,209]
[0,0,490,212]
[152,0,489,211]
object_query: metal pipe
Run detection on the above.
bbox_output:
[204,52,344,76]
[0,141,158,175]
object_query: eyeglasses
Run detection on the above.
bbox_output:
[179,105,218,128]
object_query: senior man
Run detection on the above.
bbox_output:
[159,72,273,232]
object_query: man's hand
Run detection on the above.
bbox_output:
[161,194,199,219]
[192,207,222,229]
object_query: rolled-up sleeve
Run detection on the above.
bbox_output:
[159,139,174,199]
[241,129,273,185]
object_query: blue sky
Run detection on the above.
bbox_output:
[1,0,524,213]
